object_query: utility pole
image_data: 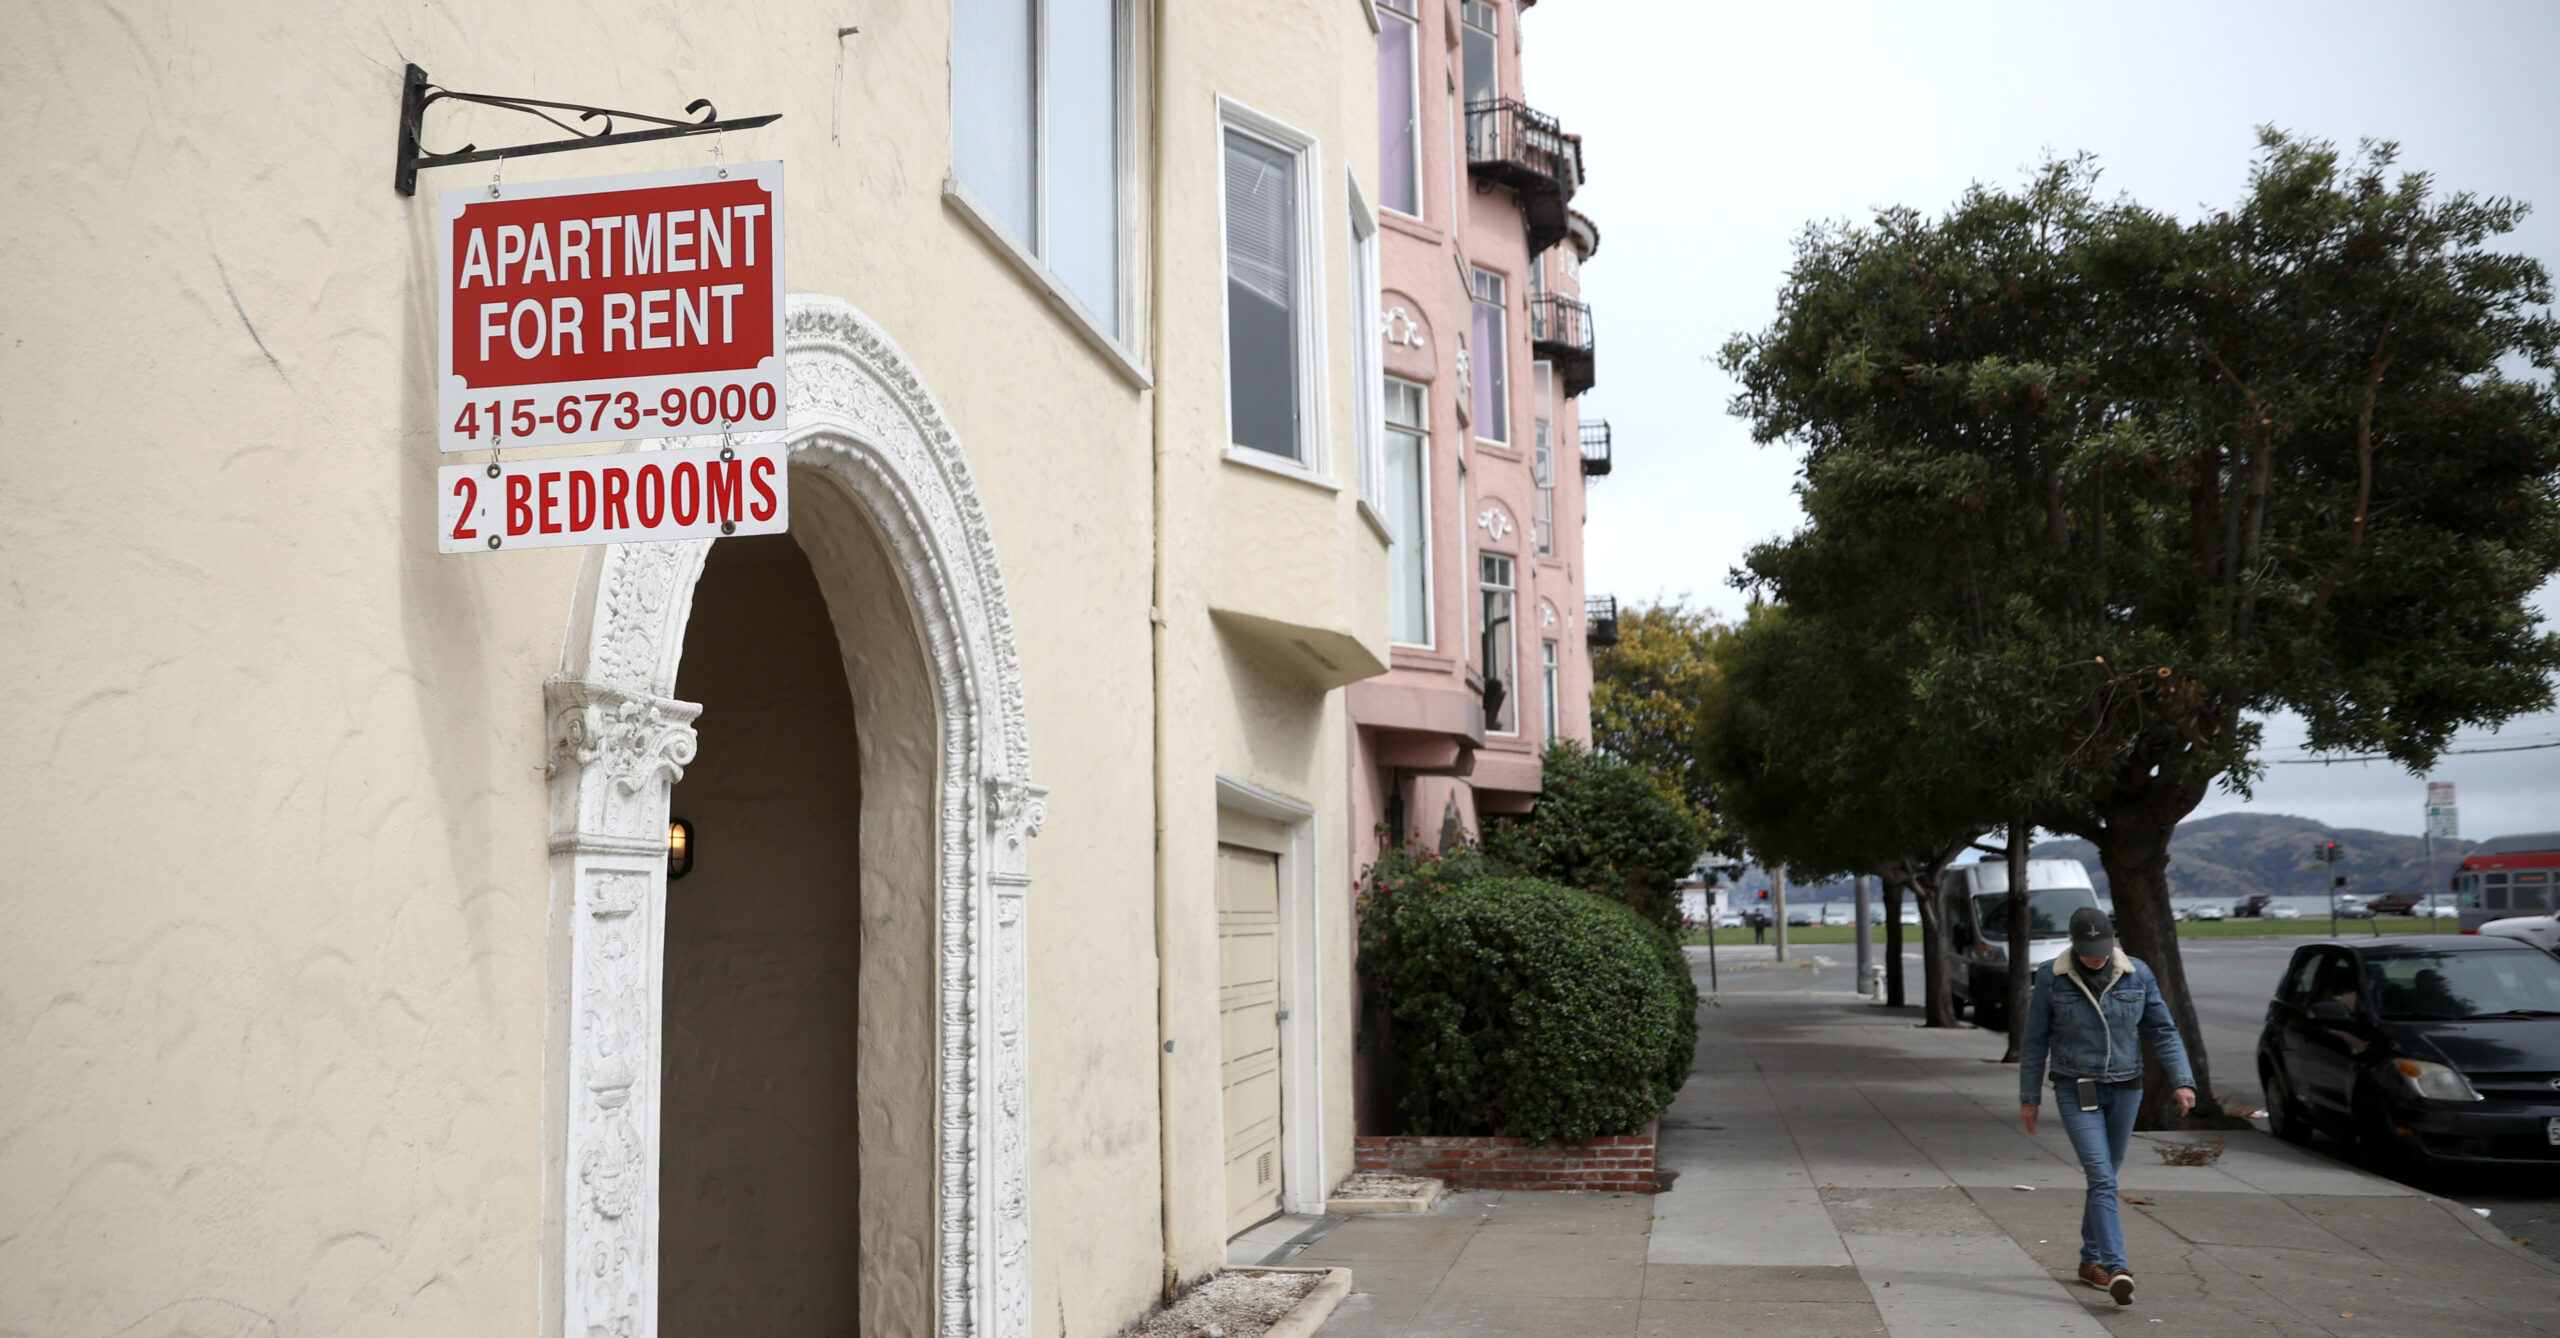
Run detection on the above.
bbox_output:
[1853,874,1874,997]
[2316,840,2344,936]
[1772,866,1790,963]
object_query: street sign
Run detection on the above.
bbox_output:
[438,163,786,452]
[439,444,788,553]
[2426,781,2459,837]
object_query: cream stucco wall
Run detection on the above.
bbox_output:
[1151,0,1389,1284]
[0,3,1172,1335]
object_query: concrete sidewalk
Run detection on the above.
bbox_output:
[1308,989,2560,1337]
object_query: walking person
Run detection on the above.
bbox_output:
[2016,907,2196,1307]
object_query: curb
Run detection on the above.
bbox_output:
[2427,1195,2560,1276]
[1327,1177,1443,1215]
[1259,1266,1353,1338]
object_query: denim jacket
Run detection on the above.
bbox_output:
[2016,950,2195,1107]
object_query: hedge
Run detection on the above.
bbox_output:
[1360,852,1697,1143]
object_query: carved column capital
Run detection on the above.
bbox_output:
[986,776,1048,884]
[548,678,702,846]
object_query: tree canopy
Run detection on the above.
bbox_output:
[1590,602,1729,816]
[1716,130,2560,1122]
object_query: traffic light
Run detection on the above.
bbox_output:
[1758,889,1769,900]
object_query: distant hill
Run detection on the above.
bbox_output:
[2032,812,2476,903]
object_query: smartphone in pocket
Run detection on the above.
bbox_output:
[2075,1078,2100,1112]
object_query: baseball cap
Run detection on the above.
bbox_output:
[2069,906,2117,957]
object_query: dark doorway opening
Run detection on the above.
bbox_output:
[662,533,862,1334]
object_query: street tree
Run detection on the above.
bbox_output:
[1591,601,1730,815]
[1722,131,2560,1125]
[1695,602,1999,1026]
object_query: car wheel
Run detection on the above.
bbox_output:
[2352,1083,2415,1178]
[1975,976,2008,1031]
[2262,1062,2309,1145]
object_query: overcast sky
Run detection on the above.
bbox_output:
[1526,0,2560,840]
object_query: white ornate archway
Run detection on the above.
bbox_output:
[540,295,1043,1338]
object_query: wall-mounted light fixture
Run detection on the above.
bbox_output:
[667,817,695,880]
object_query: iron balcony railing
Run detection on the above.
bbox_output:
[1586,595,1619,648]
[1531,295,1595,398]
[1464,98,1582,256]
[1579,419,1612,477]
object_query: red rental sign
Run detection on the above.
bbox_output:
[437,162,786,452]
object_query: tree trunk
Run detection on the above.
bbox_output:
[1883,874,1907,1008]
[1914,878,1956,1028]
[2091,813,2220,1130]
[2000,820,2033,1062]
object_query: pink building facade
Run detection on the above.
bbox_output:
[1348,0,1612,929]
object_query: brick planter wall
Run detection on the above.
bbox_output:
[1353,1120,1657,1193]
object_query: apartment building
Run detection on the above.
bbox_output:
[1347,0,1611,900]
[1,2,1393,1334]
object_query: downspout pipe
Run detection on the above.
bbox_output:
[1147,0,1177,1304]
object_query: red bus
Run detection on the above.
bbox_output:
[2453,831,2560,933]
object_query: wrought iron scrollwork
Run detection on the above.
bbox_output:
[394,64,780,195]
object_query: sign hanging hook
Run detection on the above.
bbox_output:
[712,129,728,179]
[488,154,505,199]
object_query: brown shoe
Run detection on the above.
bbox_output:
[2077,1262,2110,1290]
[2108,1271,2136,1306]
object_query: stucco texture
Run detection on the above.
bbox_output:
[1,3,1164,1336]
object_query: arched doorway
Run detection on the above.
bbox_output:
[541,296,1045,1338]
[660,532,863,1331]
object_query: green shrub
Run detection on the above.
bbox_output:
[1360,856,1697,1142]
[1481,741,1714,936]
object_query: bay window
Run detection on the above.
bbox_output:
[950,0,1126,336]
[1220,107,1323,466]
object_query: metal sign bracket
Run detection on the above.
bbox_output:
[394,64,779,196]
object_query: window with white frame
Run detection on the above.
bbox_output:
[1222,111,1322,464]
[950,0,1126,336]
[1471,269,1508,445]
[1542,639,1560,744]
[1386,378,1431,645]
[1349,184,1383,511]
[1480,551,1516,734]
[1460,1,1499,156]
[1445,80,1460,226]
[1531,361,1554,555]
[1376,0,1421,217]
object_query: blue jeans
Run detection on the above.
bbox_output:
[2054,1081,2142,1273]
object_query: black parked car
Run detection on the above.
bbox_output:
[2257,936,2560,1169]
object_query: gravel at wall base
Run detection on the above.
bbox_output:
[1123,1269,1323,1338]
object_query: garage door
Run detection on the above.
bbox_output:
[1217,843,1284,1237]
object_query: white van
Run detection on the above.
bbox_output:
[1940,859,2104,1028]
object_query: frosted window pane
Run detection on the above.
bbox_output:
[1377,16,1419,216]
[1472,285,1507,443]
[1048,0,1118,335]
[1226,131,1298,458]
[952,0,1036,244]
